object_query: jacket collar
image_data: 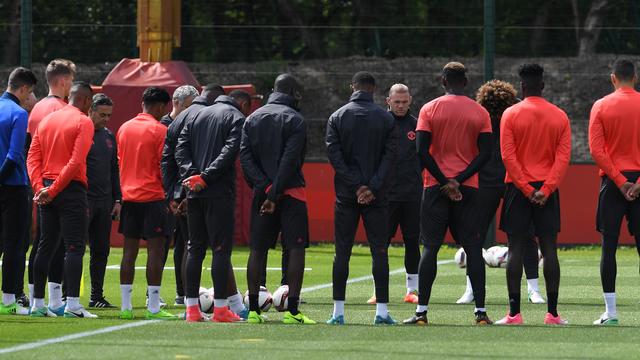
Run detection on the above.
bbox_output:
[192,95,209,106]
[349,90,374,103]
[389,110,412,120]
[267,92,297,109]
[1,92,20,105]
[214,95,241,110]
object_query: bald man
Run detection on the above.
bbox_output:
[27,81,96,318]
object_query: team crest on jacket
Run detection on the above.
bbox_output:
[407,131,416,141]
[106,138,113,149]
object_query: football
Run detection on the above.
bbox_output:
[454,248,467,268]
[199,286,214,313]
[272,285,289,312]
[243,286,273,312]
[486,246,509,268]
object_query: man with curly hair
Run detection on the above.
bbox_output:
[456,80,545,305]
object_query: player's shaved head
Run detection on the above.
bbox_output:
[69,81,94,113]
[387,83,412,117]
[612,59,636,83]
[229,89,252,116]
[202,83,225,105]
[518,63,545,96]
[274,74,303,99]
[351,71,376,93]
[388,83,410,96]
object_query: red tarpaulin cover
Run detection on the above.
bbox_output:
[100,58,252,247]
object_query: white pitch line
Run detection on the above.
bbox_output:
[0,320,158,355]
[301,259,454,293]
[104,265,312,271]
[0,259,455,355]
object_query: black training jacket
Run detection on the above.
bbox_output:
[388,111,421,202]
[240,92,306,201]
[161,96,208,200]
[326,90,397,202]
[175,96,245,199]
[479,116,506,188]
[86,127,122,202]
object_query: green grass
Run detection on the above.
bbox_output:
[2,245,640,359]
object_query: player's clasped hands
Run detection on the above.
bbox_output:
[441,179,462,202]
[260,199,276,215]
[529,190,548,207]
[621,182,640,201]
[33,187,52,205]
[356,185,375,205]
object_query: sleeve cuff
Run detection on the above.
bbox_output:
[47,184,60,199]
[540,185,553,198]
[613,174,627,188]
[520,183,535,198]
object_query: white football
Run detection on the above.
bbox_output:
[272,285,289,312]
[482,247,493,266]
[243,286,273,312]
[199,286,214,313]
[494,246,510,268]
[454,248,467,268]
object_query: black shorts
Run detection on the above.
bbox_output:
[249,191,309,251]
[596,172,640,237]
[500,182,560,237]
[420,185,480,247]
[118,200,170,240]
[186,197,234,252]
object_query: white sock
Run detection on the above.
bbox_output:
[66,297,80,311]
[48,282,63,308]
[228,292,245,313]
[527,278,540,293]
[147,286,161,313]
[465,276,473,293]
[33,298,45,309]
[475,307,486,313]
[214,299,228,308]
[333,300,345,318]
[28,284,34,305]
[416,304,428,313]
[185,298,199,307]
[604,292,617,318]
[406,273,418,293]
[376,303,388,318]
[3,293,16,306]
[120,284,133,311]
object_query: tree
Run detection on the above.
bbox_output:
[572,0,610,56]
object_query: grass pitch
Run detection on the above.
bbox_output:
[1,245,640,359]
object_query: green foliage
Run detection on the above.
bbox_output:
[1,0,640,64]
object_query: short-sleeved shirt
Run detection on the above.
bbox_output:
[117,113,167,202]
[416,94,492,188]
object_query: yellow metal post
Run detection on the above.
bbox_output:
[137,0,181,62]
